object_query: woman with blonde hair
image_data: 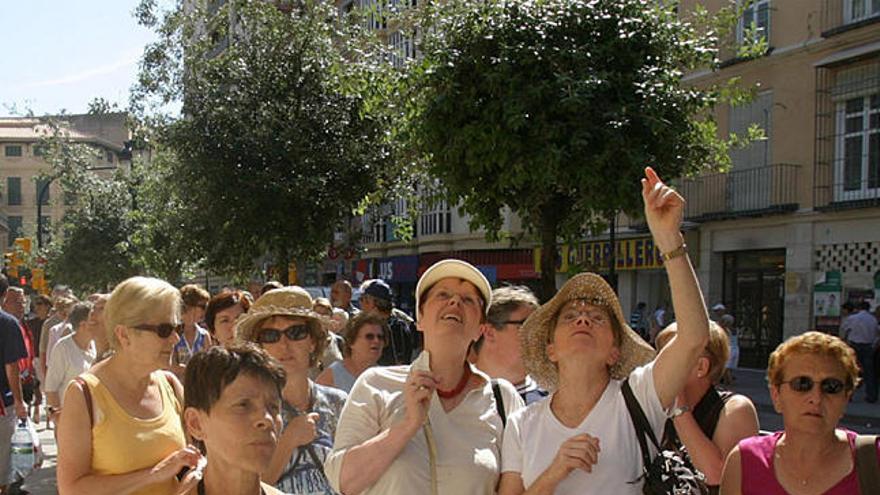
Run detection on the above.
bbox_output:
[654,322,758,493]
[720,331,880,494]
[57,276,201,495]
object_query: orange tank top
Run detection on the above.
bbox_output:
[79,370,186,495]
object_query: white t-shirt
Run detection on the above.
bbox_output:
[44,333,97,404]
[502,362,667,494]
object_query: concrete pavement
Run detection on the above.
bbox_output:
[21,420,56,495]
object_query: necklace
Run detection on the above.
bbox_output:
[437,362,472,399]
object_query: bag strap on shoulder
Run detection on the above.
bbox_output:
[491,379,506,427]
[855,434,880,495]
[73,376,94,427]
[621,379,660,469]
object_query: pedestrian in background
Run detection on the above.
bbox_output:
[330,280,359,318]
[655,321,759,493]
[629,301,649,341]
[471,285,547,405]
[171,284,212,379]
[57,276,200,495]
[236,286,346,495]
[204,290,250,348]
[840,301,879,403]
[720,331,880,494]
[44,302,95,427]
[26,293,51,423]
[0,275,29,494]
[360,280,415,365]
[316,312,386,393]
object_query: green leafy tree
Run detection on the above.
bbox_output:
[405,0,748,297]
[132,0,388,282]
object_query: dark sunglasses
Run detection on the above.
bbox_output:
[257,324,311,344]
[133,323,183,339]
[781,376,848,395]
[362,332,385,342]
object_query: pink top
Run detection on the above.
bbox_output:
[739,429,879,494]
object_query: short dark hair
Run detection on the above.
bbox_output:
[860,301,872,312]
[184,343,286,415]
[69,302,94,331]
[0,274,8,299]
[204,291,251,333]
[32,294,51,307]
[342,312,386,357]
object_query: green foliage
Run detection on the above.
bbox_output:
[131,0,388,280]
[402,0,747,295]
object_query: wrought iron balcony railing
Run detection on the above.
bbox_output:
[675,163,801,221]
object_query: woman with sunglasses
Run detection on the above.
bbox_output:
[720,331,879,494]
[236,286,347,495]
[57,276,202,495]
[316,313,386,393]
[324,259,524,495]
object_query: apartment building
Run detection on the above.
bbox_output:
[653,0,880,368]
[0,113,131,250]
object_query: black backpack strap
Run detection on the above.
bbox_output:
[621,379,660,469]
[855,434,880,495]
[491,379,506,427]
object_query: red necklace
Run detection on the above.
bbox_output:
[437,363,472,399]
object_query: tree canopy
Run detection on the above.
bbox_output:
[131,0,388,282]
[404,0,743,296]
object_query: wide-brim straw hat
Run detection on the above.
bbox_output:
[236,286,327,353]
[521,273,656,390]
[415,259,493,319]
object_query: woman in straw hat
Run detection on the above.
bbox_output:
[236,286,347,495]
[497,167,711,495]
[324,259,524,495]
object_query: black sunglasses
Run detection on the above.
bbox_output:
[257,324,311,344]
[362,332,385,342]
[781,376,848,395]
[133,323,183,339]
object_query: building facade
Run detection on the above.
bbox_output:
[0,113,131,250]
[669,0,880,368]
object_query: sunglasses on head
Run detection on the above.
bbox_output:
[257,324,311,344]
[781,376,848,395]
[133,323,183,338]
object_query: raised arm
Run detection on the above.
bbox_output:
[641,167,710,409]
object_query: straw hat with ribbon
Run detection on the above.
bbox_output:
[520,273,656,391]
[235,286,327,357]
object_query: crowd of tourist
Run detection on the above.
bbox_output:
[0,168,874,494]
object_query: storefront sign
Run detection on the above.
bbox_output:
[375,255,419,283]
[534,237,663,273]
[814,270,842,333]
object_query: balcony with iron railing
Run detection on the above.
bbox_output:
[675,163,802,221]
[821,0,880,37]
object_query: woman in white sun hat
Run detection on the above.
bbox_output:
[325,259,524,495]
[497,167,711,495]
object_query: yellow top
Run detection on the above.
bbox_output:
[80,370,186,495]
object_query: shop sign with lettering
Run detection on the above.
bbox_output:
[534,237,663,273]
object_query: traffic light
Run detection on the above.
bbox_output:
[31,268,45,292]
[13,238,31,255]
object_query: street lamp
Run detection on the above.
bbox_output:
[36,165,118,249]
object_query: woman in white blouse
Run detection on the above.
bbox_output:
[324,259,524,494]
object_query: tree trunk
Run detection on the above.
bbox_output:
[539,206,559,302]
[607,209,618,292]
[278,248,290,286]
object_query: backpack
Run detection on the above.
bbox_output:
[622,380,709,495]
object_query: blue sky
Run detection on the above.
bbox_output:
[0,1,164,117]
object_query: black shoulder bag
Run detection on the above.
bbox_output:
[622,380,708,495]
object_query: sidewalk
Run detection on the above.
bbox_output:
[727,368,880,434]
